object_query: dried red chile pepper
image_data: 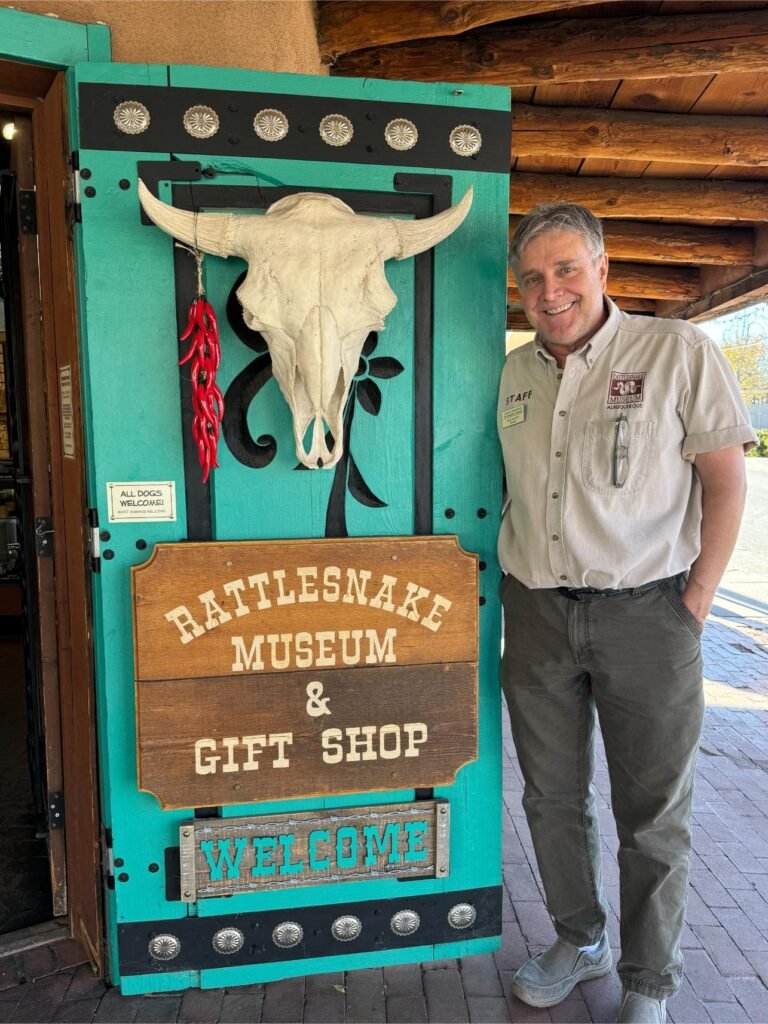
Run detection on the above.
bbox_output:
[180,297,224,484]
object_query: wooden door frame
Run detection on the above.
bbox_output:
[0,58,103,971]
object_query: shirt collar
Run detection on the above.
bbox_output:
[533,297,621,370]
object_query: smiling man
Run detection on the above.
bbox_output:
[498,204,756,1024]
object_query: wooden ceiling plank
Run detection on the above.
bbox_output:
[690,70,768,114]
[331,10,768,84]
[662,265,768,321]
[515,156,584,175]
[509,261,699,300]
[609,73,713,113]
[508,216,754,265]
[579,158,652,176]
[641,162,717,178]
[318,0,608,61]
[510,173,768,222]
[513,104,768,167]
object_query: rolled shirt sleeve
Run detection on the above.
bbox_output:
[678,332,758,461]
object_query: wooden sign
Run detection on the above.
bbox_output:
[179,800,450,902]
[132,537,478,808]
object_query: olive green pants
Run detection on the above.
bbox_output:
[501,573,704,998]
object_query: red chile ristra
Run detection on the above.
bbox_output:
[179,297,224,484]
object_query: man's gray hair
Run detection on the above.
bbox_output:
[509,203,605,278]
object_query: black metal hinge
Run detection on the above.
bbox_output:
[87,507,101,573]
[47,791,65,830]
[35,516,54,557]
[18,189,37,234]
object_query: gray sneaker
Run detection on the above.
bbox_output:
[617,990,667,1023]
[510,932,612,1008]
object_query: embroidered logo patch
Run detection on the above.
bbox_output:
[607,371,646,407]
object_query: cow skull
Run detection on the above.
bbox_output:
[138,180,472,469]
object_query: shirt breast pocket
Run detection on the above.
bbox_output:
[581,419,657,495]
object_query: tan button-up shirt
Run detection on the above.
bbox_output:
[497,299,757,590]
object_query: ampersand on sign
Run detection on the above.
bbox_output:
[305,681,331,717]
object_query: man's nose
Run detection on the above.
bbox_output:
[541,275,563,301]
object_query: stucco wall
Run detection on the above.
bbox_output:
[3,1,324,75]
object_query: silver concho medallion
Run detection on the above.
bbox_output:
[113,101,150,135]
[390,909,420,936]
[183,105,220,140]
[272,921,304,948]
[148,933,181,960]
[254,108,289,142]
[319,114,354,147]
[449,124,482,157]
[331,915,362,942]
[448,903,477,930]
[384,118,418,152]
[212,927,244,954]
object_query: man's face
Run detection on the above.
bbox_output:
[516,229,609,356]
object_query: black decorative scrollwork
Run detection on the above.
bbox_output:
[316,333,404,538]
[221,271,276,468]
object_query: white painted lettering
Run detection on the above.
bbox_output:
[198,589,233,631]
[222,578,250,618]
[165,605,205,644]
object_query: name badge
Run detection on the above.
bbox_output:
[502,403,526,428]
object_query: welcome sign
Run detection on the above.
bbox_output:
[179,801,450,901]
[132,537,478,809]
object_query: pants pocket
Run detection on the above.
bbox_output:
[662,580,703,638]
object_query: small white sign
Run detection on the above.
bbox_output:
[107,482,176,523]
[59,365,75,459]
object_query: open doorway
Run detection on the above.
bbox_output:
[0,63,103,971]
[0,113,57,936]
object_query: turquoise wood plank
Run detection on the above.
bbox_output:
[0,7,111,66]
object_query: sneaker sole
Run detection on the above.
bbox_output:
[510,959,613,1008]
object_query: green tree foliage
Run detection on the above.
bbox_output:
[719,308,768,405]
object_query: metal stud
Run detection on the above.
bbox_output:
[113,101,150,135]
[253,108,289,142]
[384,118,418,152]
[212,926,244,954]
[448,903,477,930]
[183,105,220,140]
[449,124,482,157]
[148,933,181,960]
[272,920,303,948]
[390,909,420,936]
[319,114,354,147]
[331,915,362,942]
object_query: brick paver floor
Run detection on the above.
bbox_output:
[1,603,767,1023]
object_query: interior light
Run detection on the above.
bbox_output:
[2,122,17,141]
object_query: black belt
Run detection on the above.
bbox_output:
[557,575,676,601]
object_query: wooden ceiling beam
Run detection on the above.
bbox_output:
[332,9,768,83]
[510,173,768,223]
[508,263,700,301]
[508,217,754,266]
[319,1,606,62]
[660,266,768,322]
[513,104,768,167]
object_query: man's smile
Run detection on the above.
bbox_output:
[543,300,577,316]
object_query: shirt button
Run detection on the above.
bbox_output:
[552,492,559,499]
[557,372,563,380]
[555,451,563,458]
[558,410,567,417]
[552,534,559,541]
[560,575,567,581]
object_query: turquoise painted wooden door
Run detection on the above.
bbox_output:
[70,61,510,994]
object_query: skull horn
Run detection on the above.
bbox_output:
[137,179,248,258]
[385,185,473,261]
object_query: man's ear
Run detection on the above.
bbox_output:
[598,252,609,292]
